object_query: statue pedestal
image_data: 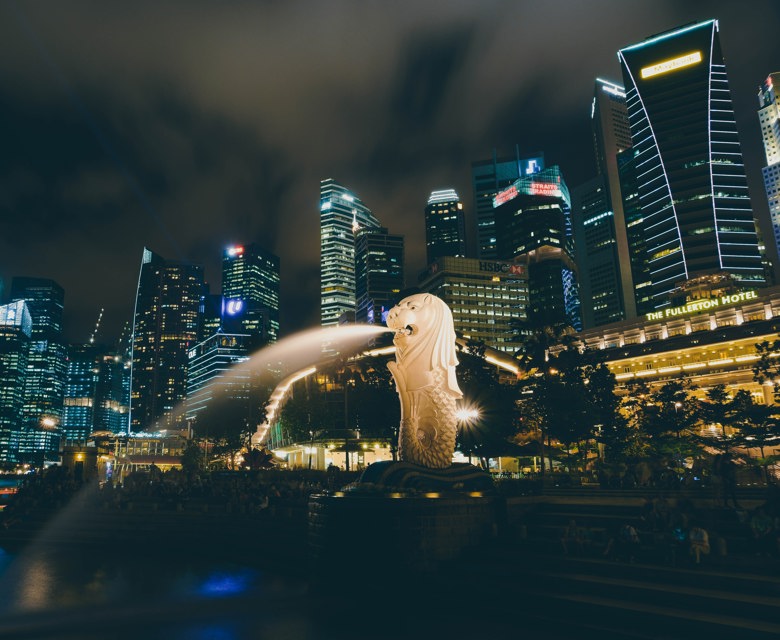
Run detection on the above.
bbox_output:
[309,490,501,574]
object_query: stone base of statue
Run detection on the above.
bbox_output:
[308,461,502,574]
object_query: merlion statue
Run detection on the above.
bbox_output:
[386,293,462,469]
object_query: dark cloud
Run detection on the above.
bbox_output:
[1,0,779,342]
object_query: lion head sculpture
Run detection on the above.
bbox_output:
[386,293,462,397]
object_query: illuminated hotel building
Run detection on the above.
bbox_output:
[573,79,636,328]
[62,344,97,442]
[425,189,466,265]
[0,301,31,462]
[129,248,203,433]
[472,149,544,259]
[418,256,528,353]
[354,227,405,325]
[758,73,780,253]
[320,179,381,326]
[618,20,765,308]
[492,166,582,330]
[572,285,780,405]
[9,277,67,429]
[222,244,280,344]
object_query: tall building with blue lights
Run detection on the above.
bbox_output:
[320,179,381,326]
[493,166,582,330]
[129,248,203,433]
[0,301,32,463]
[222,244,280,345]
[618,20,765,307]
[425,189,466,265]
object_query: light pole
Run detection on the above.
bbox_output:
[456,406,480,466]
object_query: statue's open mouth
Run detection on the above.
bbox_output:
[396,324,416,336]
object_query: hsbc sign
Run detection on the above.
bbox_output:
[479,262,525,275]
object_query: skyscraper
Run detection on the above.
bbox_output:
[9,277,66,429]
[618,20,765,307]
[572,79,636,328]
[424,189,466,265]
[758,73,780,255]
[62,344,98,442]
[471,149,544,259]
[129,248,203,433]
[222,244,280,345]
[354,227,405,325]
[320,179,381,326]
[493,166,582,330]
[0,301,31,463]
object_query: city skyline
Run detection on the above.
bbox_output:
[1,2,780,342]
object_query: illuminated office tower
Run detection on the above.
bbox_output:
[0,301,32,463]
[354,227,405,325]
[92,351,128,434]
[758,73,780,253]
[493,166,582,330]
[129,248,203,433]
[320,179,381,326]
[222,244,280,345]
[186,333,252,435]
[618,20,764,307]
[10,277,67,429]
[425,189,466,264]
[62,344,98,442]
[418,257,528,353]
[472,149,544,259]
[573,79,636,327]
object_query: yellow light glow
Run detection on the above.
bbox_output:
[640,51,702,79]
[423,492,440,498]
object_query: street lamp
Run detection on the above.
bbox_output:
[456,405,480,465]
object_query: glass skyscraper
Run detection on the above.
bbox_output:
[9,277,67,431]
[320,179,381,326]
[618,20,765,307]
[222,243,280,345]
[354,226,405,325]
[493,165,582,330]
[758,73,780,255]
[129,248,203,433]
[471,149,544,259]
[0,301,32,463]
[424,189,466,265]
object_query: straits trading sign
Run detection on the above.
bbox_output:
[645,290,759,322]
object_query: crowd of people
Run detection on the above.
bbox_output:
[559,491,780,567]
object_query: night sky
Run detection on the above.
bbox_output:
[2,1,779,344]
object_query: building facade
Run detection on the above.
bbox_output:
[472,149,544,259]
[618,20,765,307]
[758,73,780,258]
[418,256,529,353]
[0,301,31,463]
[9,277,66,431]
[424,189,466,265]
[186,332,253,436]
[222,244,280,345]
[492,166,582,330]
[129,248,203,433]
[354,227,405,325]
[573,79,636,328]
[320,179,381,326]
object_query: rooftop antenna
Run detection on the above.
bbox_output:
[89,308,104,344]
